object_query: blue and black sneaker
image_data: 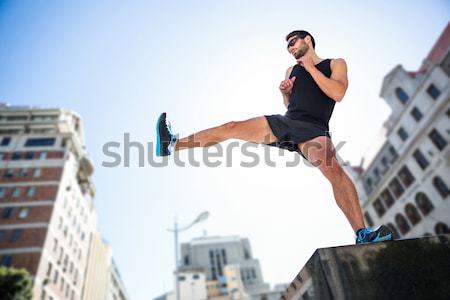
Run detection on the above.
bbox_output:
[356,225,393,244]
[156,112,177,157]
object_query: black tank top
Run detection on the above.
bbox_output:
[285,58,336,130]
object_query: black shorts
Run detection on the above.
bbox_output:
[264,114,332,160]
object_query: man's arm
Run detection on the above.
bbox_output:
[306,58,348,102]
[281,66,294,109]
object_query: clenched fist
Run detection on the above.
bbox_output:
[279,76,296,95]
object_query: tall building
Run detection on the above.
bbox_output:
[351,22,450,239]
[0,103,128,300]
[179,235,271,299]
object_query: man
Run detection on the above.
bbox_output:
[155,30,393,244]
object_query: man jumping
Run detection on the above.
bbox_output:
[155,30,393,244]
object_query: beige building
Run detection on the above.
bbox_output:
[82,229,110,300]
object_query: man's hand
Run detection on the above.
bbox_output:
[279,76,296,95]
[297,54,314,72]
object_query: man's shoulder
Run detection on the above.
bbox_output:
[330,58,347,69]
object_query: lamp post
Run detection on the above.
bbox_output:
[167,211,210,300]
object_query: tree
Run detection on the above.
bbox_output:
[0,266,33,300]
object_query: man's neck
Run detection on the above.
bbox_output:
[310,53,323,65]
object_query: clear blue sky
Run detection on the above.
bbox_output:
[0,1,448,299]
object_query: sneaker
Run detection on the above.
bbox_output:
[355,225,393,244]
[156,112,177,157]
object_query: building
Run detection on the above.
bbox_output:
[106,259,129,300]
[83,229,110,300]
[0,103,128,300]
[179,235,271,299]
[82,230,129,300]
[351,22,450,239]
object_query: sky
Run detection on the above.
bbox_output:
[0,1,449,299]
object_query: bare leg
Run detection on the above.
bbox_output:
[299,136,365,232]
[174,116,278,151]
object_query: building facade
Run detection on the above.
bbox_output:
[352,22,450,239]
[179,235,271,299]
[0,103,128,300]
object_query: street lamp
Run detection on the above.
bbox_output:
[167,211,210,300]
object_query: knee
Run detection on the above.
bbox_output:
[221,121,237,132]
[320,163,345,182]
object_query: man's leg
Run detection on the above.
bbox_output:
[174,116,278,151]
[298,136,365,232]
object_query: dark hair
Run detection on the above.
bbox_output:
[286,30,315,49]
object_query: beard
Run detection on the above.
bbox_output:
[293,42,309,59]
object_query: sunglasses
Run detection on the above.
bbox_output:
[287,36,300,49]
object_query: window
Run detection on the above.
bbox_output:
[221,248,227,265]
[12,187,21,198]
[0,230,5,242]
[2,208,13,219]
[372,198,386,217]
[0,255,12,267]
[10,229,22,242]
[53,239,58,252]
[6,115,27,121]
[398,165,415,188]
[39,152,48,159]
[405,204,421,226]
[410,107,423,122]
[413,149,429,170]
[53,270,59,284]
[26,152,34,160]
[389,146,398,161]
[415,192,434,215]
[397,127,409,141]
[19,168,28,177]
[33,168,42,178]
[4,169,13,179]
[193,274,200,280]
[65,281,69,297]
[18,208,29,219]
[12,152,21,160]
[380,189,395,208]
[433,176,450,199]
[24,138,56,147]
[443,51,450,76]
[381,157,388,168]
[395,213,411,235]
[386,223,401,239]
[366,178,373,190]
[426,84,441,100]
[374,168,380,180]
[46,262,52,277]
[26,187,36,197]
[434,223,450,235]
[395,87,409,104]
[389,178,405,198]
[1,137,11,146]
[0,187,4,198]
[428,129,447,151]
